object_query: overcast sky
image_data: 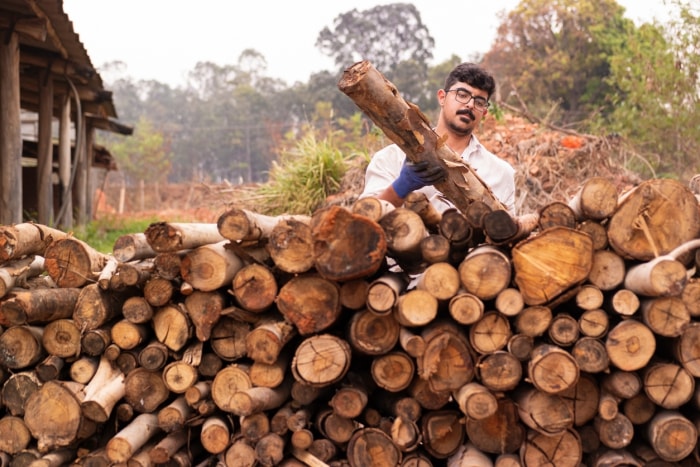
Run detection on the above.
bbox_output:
[62,0,669,88]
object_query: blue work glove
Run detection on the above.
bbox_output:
[392,160,446,198]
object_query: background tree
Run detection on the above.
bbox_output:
[482,0,634,128]
[316,3,435,104]
[605,0,699,179]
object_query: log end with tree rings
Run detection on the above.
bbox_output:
[527,344,580,395]
[292,334,351,388]
[311,205,387,282]
[608,178,700,261]
[276,275,341,336]
[232,263,278,313]
[347,308,400,356]
[458,245,512,301]
[520,428,582,467]
[605,319,656,372]
[511,226,594,306]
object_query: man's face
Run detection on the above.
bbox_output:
[438,82,489,136]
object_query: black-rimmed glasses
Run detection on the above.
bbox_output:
[446,88,490,111]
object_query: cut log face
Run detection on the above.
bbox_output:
[608,178,700,261]
[276,275,341,336]
[512,227,594,305]
[312,205,387,282]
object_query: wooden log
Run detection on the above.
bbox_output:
[647,410,698,462]
[458,245,512,301]
[311,205,388,281]
[80,356,125,423]
[2,371,41,416]
[338,60,506,214]
[276,274,341,335]
[145,221,224,253]
[418,320,474,393]
[245,319,296,365]
[494,287,524,317]
[292,334,351,388]
[415,261,460,301]
[123,368,170,413]
[153,250,186,280]
[588,250,626,291]
[568,176,619,221]
[608,178,700,261]
[209,316,250,361]
[447,442,493,467]
[211,364,252,413]
[398,327,426,359]
[41,318,81,359]
[420,234,451,264]
[520,428,582,467]
[507,334,534,361]
[448,291,484,325]
[250,352,291,388]
[609,288,640,316]
[0,415,32,455]
[483,211,539,245]
[346,427,402,466]
[157,395,192,433]
[351,195,396,223]
[548,313,579,346]
[515,385,574,435]
[105,413,161,463]
[112,258,154,289]
[371,351,414,392]
[578,219,609,250]
[469,311,512,355]
[347,308,400,356]
[379,207,427,273]
[110,319,150,350]
[366,271,409,316]
[255,432,285,466]
[217,207,311,243]
[152,303,192,352]
[0,223,67,263]
[464,397,524,456]
[528,344,579,394]
[624,238,700,297]
[112,232,156,262]
[605,319,656,372]
[35,354,64,382]
[229,380,292,416]
[420,410,464,459]
[24,380,83,452]
[641,296,690,338]
[1,287,80,327]
[643,362,694,409]
[266,217,315,274]
[232,263,278,313]
[513,305,552,337]
[180,240,244,292]
[0,325,44,370]
[475,351,522,392]
[69,356,98,385]
[394,289,437,327]
[162,359,199,394]
[538,201,576,230]
[578,308,609,338]
[73,283,134,332]
[43,237,109,288]
[571,337,610,374]
[453,382,498,421]
[223,435,256,467]
[26,447,76,467]
[0,255,45,299]
[594,413,634,449]
[511,226,593,305]
[182,290,226,341]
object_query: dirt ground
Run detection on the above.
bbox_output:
[96,114,643,223]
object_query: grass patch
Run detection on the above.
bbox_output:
[72,215,160,254]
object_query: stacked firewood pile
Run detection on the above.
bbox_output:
[1,174,700,466]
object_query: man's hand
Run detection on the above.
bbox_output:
[391,160,446,198]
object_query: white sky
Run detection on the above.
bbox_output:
[62,0,669,88]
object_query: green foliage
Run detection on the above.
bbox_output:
[73,215,159,254]
[605,0,700,179]
[254,116,380,216]
[316,3,434,103]
[109,116,172,185]
[483,0,634,127]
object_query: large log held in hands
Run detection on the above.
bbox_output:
[338,60,506,214]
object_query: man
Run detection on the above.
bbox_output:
[360,62,516,215]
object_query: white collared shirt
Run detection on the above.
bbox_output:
[361,135,516,215]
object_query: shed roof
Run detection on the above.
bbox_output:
[1,0,131,135]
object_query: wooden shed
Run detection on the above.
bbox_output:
[0,0,131,229]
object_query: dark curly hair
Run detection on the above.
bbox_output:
[444,63,496,99]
